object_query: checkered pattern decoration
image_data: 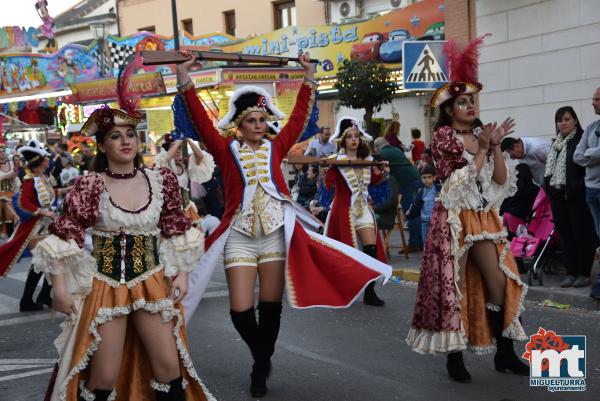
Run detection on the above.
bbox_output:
[109,42,135,68]
[94,41,136,76]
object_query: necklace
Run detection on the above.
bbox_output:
[105,167,138,179]
[454,128,474,135]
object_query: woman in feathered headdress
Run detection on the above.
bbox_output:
[406,35,529,382]
[154,131,215,223]
[323,116,389,306]
[176,52,391,397]
[31,55,215,401]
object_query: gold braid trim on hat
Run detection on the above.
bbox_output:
[26,155,41,166]
[219,106,278,131]
[332,127,366,143]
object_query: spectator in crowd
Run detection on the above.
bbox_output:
[50,143,72,183]
[78,143,93,173]
[416,148,434,173]
[573,86,600,299]
[410,128,426,162]
[59,159,80,187]
[370,156,399,231]
[545,106,598,288]
[296,164,319,208]
[197,206,221,237]
[304,126,336,158]
[310,166,334,223]
[501,135,550,186]
[384,120,410,152]
[202,167,225,219]
[499,163,540,237]
[405,165,439,245]
[373,136,422,251]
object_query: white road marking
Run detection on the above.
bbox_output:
[0,365,49,372]
[0,367,54,382]
[0,313,55,327]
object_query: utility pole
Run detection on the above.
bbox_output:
[171,0,180,50]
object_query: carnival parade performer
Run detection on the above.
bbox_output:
[405,35,529,383]
[175,52,391,398]
[0,140,61,311]
[0,143,20,239]
[30,63,215,401]
[154,133,215,222]
[324,117,388,306]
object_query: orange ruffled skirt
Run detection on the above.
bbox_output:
[61,269,214,401]
[457,209,526,352]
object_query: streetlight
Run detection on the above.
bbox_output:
[90,22,107,77]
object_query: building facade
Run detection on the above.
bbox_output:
[477,0,600,138]
[54,0,119,47]
[115,0,472,148]
[117,0,326,38]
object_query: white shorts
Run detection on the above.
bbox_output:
[224,227,286,268]
[353,207,376,230]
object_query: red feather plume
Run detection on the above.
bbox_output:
[117,51,143,117]
[444,33,491,84]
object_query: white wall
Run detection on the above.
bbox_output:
[477,0,600,139]
[335,94,428,145]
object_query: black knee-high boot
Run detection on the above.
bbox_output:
[230,307,259,357]
[257,301,282,369]
[230,307,266,396]
[20,266,43,312]
[362,245,385,306]
[152,377,185,401]
[36,277,52,308]
[446,351,471,383]
[249,301,283,398]
[489,306,529,375]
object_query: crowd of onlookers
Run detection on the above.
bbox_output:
[289,86,600,300]
[498,87,600,300]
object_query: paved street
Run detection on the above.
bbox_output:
[1,256,599,401]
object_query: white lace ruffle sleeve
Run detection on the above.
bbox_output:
[32,236,96,295]
[159,226,205,277]
[188,150,215,184]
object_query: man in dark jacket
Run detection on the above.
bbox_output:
[374,137,422,251]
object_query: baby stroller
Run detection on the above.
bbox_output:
[509,188,562,286]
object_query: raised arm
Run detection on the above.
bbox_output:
[273,53,318,157]
[176,55,226,158]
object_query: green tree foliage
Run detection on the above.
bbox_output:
[334,59,398,136]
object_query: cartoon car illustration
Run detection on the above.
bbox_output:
[417,22,445,41]
[379,29,413,63]
[351,32,385,61]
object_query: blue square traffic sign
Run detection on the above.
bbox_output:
[402,40,447,90]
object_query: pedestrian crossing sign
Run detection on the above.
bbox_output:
[402,41,448,90]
